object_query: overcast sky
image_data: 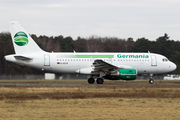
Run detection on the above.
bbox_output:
[1,0,180,40]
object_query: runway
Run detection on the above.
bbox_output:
[0,81,179,86]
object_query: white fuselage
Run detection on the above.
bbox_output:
[5,52,177,75]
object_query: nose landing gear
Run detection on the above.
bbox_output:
[149,74,154,84]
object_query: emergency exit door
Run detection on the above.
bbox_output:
[44,55,50,66]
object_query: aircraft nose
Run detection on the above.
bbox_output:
[170,62,177,71]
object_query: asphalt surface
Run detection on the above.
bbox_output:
[0,82,179,86]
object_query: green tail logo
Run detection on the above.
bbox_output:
[14,31,28,46]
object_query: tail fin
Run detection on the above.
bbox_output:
[9,21,43,54]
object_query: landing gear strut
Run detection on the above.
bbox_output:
[149,74,154,84]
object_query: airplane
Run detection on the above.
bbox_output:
[5,21,177,84]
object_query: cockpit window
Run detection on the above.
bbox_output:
[162,58,169,62]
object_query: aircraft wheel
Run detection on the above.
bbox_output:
[149,79,154,84]
[96,78,104,84]
[88,77,95,84]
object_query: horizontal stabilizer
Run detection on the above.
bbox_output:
[14,56,33,60]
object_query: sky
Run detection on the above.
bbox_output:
[1,0,180,41]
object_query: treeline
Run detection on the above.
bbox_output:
[0,32,179,75]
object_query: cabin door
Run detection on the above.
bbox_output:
[151,55,157,66]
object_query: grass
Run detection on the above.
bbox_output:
[1,98,180,120]
[0,85,180,100]
[0,80,180,119]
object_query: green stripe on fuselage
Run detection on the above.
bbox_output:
[56,55,114,58]
[76,55,114,58]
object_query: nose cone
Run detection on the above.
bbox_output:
[170,62,177,72]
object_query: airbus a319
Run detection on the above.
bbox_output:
[5,21,177,84]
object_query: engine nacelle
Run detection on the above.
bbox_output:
[104,69,137,80]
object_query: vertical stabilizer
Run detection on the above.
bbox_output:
[9,21,43,54]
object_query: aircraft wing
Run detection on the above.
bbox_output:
[93,60,118,71]
[93,59,132,72]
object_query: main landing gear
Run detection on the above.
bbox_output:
[88,77,104,84]
[149,74,154,84]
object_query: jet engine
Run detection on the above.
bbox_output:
[104,69,137,80]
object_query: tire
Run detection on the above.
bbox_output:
[96,78,104,84]
[149,79,154,84]
[88,78,95,84]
